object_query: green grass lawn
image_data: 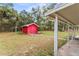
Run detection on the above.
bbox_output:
[0,31,68,56]
[40,31,69,39]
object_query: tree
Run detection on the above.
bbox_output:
[0,3,18,32]
[0,3,64,32]
[19,10,34,26]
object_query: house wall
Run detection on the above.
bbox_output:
[22,26,27,34]
[27,24,38,34]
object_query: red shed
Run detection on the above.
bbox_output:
[21,23,39,34]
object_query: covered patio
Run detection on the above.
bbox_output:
[59,39,79,56]
[45,3,79,56]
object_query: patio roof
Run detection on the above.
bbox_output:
[45,3,79,25]
[45,3,79,56]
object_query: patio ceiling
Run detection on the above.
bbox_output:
[45,3,79,25]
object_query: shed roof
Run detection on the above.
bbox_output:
[22,23,39,27]
[45,3,79,25]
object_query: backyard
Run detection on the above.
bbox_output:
[0,31,68,56]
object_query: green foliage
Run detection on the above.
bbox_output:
[0,3,18,32]
[45,20,54,31]
[0,3,73,32]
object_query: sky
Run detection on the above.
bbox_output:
[13,3,47,12]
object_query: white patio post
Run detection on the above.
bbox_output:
[78,25,79,32]
[77,25,78,32]
[67,24,70,40]
[72,25,75,40]
[78,26,79,31]
[77,26,78,32]
[75,26,76,36]
[76,26,77,32]
[74,26,76,34]
[75,25,77,36]
[73,25,75,40]
[54,15,58,56]
[62,23,64,32]
[78,26,79,32]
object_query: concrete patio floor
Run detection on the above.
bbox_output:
[58,40,79,56]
